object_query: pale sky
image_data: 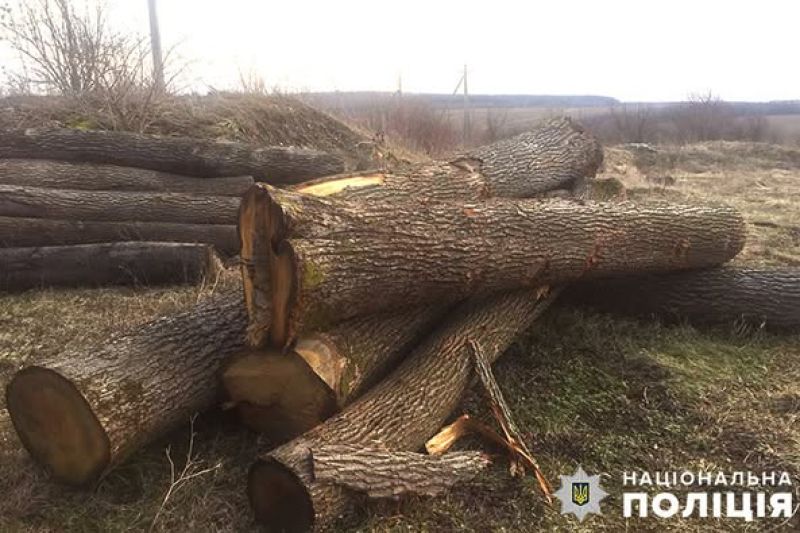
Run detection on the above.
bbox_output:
[2,0,799,102]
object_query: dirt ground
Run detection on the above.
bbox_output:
[0,142,798,532]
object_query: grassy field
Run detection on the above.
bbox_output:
[0,142,798,532]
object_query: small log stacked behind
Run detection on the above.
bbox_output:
[0,242,222,291]
[566,267,800,330]
[0,127,345,183]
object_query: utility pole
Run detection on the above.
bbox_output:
[462,64,470,147]
[147,0,165,92]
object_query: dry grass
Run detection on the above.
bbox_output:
[0,142,798,531]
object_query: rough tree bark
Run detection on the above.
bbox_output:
[0,159,254,195]
[0,127,344,182]
[289,116,603,203]
[0,185,239,225]
[455,116,605,195]
[263,197,746,346]
[0,217,238,255]
[222,304,449,441]
[5,289,248,486]
[0,242,222,291]
[566,266,800,330]
[247,288,556,531]
[312,445,489,498]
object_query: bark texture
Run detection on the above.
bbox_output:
[312,445,489,498]
[0,159,254,195]
[0,242,221,291]
[0,127,344,182]
[456,116,605,195]
[566,266,800,330]
[0,185,239,225]
[247,288,556,531]
[0,217,238,255]
[5,289,248,486]
[271,198,746,344]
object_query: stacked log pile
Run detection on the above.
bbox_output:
[0,127,344,290]
[2,117,798,532]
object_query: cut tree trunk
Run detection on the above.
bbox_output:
[0,159,254,195]
[0,217,237,255]
[247,287,557,531]
[264,197,746,346]
[0,185,239,225]
[289,116,603,203]
[222,304,449,441]
[0,127,344,182]
[566,266,800,330]
[240,117,603,347]
[0,242,221,291]
[5,289,248,486]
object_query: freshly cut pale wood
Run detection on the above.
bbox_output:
[5,289,247,486]
[247,288,557,530]
[222,304,448,441]
[0,185,239,224]
[0,217,238,255]
[0,242,221,291]
[0,159,254,195]
[266,197,746,346]
[0,127,344,182]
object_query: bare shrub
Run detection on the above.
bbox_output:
[482,108,510,144]
[0,0,184,132]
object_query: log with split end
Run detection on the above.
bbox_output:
[223,304,449,441]
[267,198,747,346]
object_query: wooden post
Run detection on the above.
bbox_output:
[147,0,165,92]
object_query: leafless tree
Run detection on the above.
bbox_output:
[0,0,185,131]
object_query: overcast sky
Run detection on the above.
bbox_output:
[3,0,799,101]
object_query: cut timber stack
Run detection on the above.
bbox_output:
[6,116,797,533]
[0,126,345,290]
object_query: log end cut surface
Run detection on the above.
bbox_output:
[248,459,314,533]
[223,349,337,442]
[6,366,110,486]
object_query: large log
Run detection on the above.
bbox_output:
[263,196,746,346]
[0,127,344,182]
[247,288,556,531]
[5,289,248,486]
[0,217,238,255]
[0,185,239,225]
[289,116,603,203]
[0,159,254,195]
[222,304,449,441]
[566,267,800,330]
[0,242,221,291]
